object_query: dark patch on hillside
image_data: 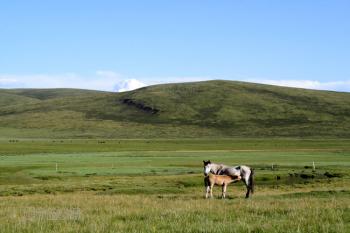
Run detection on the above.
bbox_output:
[121,98,159,114]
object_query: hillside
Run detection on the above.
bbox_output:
[1,80,350,138]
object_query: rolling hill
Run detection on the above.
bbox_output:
[1,80,350,138]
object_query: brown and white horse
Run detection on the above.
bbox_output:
[203,160,254,198]
[204,173,241,198]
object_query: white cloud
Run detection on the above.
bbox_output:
[247,79,350,92]
[113,79,147,92]
[0,78,19,87]
[96,71,146,92]
[0,73,91,89]
[1,72,349,93]
[0,72,210,92]
[0,72,146,92]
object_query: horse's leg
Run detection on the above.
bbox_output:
[245,185,251,198]
[210,184,214,198]
[205,186,210,199]
[222,185,227,199]
[243,170,251,198]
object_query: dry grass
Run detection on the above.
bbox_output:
[0,187,349,233]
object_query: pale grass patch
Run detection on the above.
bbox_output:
[0,191,348,233]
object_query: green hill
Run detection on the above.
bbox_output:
[1,80,350,138]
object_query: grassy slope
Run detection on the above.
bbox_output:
[1,80,350,138]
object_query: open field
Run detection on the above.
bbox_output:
[0,139,349,232]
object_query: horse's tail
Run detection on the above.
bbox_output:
[249,168,254,194]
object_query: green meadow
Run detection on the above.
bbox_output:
[0,139,349,232]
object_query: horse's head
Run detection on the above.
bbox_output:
[203,160,212,176]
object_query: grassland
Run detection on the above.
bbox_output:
[1,80,350,138]
[0,139,349,232]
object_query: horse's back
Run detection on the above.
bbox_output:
[222,166,240,177]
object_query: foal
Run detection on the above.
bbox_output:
[204,173,241,199]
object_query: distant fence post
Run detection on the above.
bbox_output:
[271,164,274,170]
[312,161,315,172]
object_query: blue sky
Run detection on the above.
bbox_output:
[1,0,350,91]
